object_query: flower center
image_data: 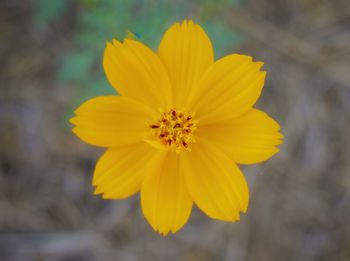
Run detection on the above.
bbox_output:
[150,109,197,153]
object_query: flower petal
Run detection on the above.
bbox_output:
[103,39,173,109]
[196,109,283,164]
[141,152,193,235]
[70,96,155,147]
[189,54,266,124]
[180,141,249,221]
[158,20,214,109]
[93,142,162,199]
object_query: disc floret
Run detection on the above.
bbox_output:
[150,109,197,153]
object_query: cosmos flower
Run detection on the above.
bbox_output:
[70,20,283,235]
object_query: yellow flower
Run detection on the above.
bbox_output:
[70,20,283,235]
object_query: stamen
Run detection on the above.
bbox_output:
[149,109,197,153]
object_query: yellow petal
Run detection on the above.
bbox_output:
[141,152,193,235]
[103,39,172,109]
[180,141,249,221]
[189,54,266,124]
[93,142,162,199]
[70,96,155,147]
[158,20,214,109]
[196,109,283,164]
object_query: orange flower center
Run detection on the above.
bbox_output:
[150,109,197,153]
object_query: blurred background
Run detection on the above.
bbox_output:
[1,0,350,260]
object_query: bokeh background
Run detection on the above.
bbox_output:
[1,0,350,260]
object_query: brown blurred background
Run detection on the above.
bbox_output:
[1,0,350,260]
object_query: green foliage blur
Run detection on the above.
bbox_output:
[35,0,243,105]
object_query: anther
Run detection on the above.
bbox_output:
[149,109,196,152]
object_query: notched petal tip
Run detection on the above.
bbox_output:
[255,61,265,70]
[93,186,103,195]
[112,38,121,46]
[104,39,121,53]
[69,116,78,126]
[178,19,197,28]
[229,207,250,222]
[105,41,114,49]
[71,127,79,135]
[181,19,189,26]
[183,19,195,26]
[145,211,189,236]
[152,225,184,236]
[274,130,284,142]
[156,228,170,237]
[123,38,134,44]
